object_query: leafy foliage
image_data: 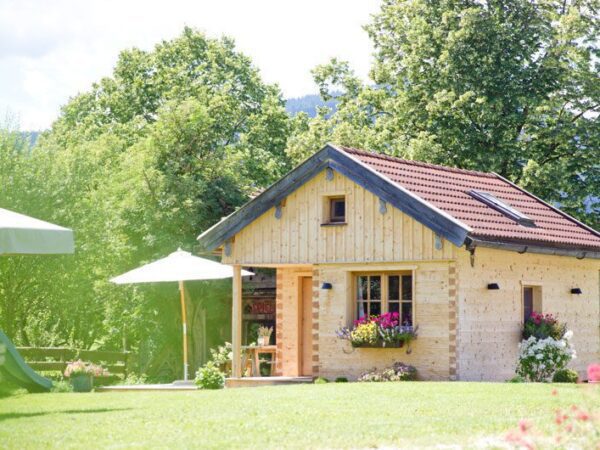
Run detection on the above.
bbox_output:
[516,332,576,382]
[195,361,225,389]
[0,28,291,380]
[289,0,600,228]
[552,368,579,383]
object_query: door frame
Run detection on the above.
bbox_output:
[296,273,313,376]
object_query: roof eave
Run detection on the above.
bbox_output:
[466,236,600,260]
[197,143,472,250]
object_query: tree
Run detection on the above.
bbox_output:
[0,28,291,379]
[289,0,599,227]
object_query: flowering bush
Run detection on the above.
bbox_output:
[210,342,233,375]
[195,361,225,389]
[358,362,417,382]
[588,364,600,382]
[516,331,576,382]
[64,360,109,378]
[336,313,418,348]
[523,312,565,340]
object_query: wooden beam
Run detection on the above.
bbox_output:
[231,265,243,378]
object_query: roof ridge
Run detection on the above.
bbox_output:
[338,146,498,178]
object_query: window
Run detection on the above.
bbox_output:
[469,190,536,227]
[523,285,542,322]
[329,197,345,223]
[356,272,414,325]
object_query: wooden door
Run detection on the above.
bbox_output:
[300,277,313,376]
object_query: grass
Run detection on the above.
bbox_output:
[0,382,597,449]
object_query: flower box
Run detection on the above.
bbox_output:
[336,313,418,351]
[351,340,404,349]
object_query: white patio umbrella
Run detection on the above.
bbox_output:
[0,207,74,255]
[110,248,253,381]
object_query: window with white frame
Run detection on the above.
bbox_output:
[355,272,414,325]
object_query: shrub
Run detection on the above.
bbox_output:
[314,377,329,384]
[51,380,73,393]
[552,369,578,383]
[358,362,417,382]
[195,361,225,390]
[120,373,148,385]
[587,364,600,382]
[516,332,576,382]
[507,375,526,383]
[335,377,348,383]
[523,312,565,340]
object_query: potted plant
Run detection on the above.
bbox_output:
[522,312,565,340]
[257,326,273,346]
[64,360,108,392]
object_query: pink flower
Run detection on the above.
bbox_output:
[587,363,600,382]
[519,419,532,433]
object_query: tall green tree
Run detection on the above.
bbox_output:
[0,28,291,379]
[289,0,599,227]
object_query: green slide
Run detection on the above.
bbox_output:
[0,330,52,392]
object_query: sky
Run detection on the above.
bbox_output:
[0,0,380,131]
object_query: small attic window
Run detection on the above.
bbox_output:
[329,197,346,223]
[469,190,536,227]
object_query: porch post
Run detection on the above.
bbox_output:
[232,264,242,378]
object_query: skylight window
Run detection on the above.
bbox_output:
[469,190,536,227]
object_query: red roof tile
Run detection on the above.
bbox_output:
[340,146,600,251]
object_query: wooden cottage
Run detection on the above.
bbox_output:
[197,144,600,382]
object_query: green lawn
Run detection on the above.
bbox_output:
[0,382,597,449]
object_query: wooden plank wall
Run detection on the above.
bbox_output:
[275,266,312,377]
[456,247,600,381]
[314,261,452,381]
[223,169,456,266]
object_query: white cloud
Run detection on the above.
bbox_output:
[0,0,380,130]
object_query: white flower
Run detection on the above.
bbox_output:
[564,330,573,340]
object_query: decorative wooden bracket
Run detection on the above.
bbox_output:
[224,240,232,257]
[325,167,334,181]
[434,234,443,251]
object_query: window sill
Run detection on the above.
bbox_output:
[321,222,347,227]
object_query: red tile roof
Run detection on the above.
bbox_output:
[340,146,600,251]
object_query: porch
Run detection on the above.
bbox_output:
[229,265,316,381]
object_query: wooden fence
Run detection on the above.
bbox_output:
[17,347,135,380]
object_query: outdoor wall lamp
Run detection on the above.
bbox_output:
[321,282,333,290]
[570,288,582,295]
[487,283,500,290]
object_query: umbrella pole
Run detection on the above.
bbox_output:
[179,280,189,381]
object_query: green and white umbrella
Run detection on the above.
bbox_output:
[0,208,74,255]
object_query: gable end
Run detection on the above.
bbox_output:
[197,144,471,250]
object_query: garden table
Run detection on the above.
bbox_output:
[242,345,276,376]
